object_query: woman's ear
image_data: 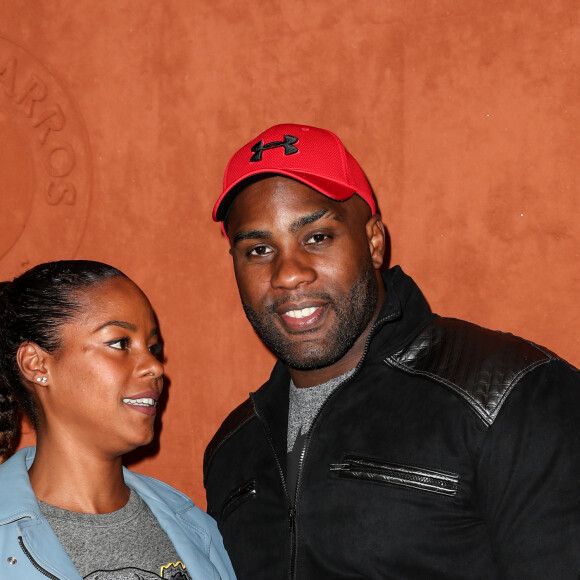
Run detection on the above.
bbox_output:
[17,342,49,387]
[366,214,387,270]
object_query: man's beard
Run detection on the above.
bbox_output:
[242,261,379,371]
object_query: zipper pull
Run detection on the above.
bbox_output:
[330,463,348,471]
[288,506,296,530]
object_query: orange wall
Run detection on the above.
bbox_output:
[1,1,578,507]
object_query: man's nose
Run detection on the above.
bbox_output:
[271,251,316,290]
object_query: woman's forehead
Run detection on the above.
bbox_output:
[65,277,154,328]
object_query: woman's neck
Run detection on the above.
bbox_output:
[29,437,130,514]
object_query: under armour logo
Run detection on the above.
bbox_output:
[250,134,299,162]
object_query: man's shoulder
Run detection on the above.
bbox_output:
[385,316,561,426]
[203,397,257,484]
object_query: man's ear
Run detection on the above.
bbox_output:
[17,341,50,387]
[366,214,386,270]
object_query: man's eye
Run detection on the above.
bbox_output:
[108,338,130,350]
[248,245,272,257]
[306,233,330,244]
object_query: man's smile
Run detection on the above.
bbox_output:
[284,306,319,319]
[275,301,330,333]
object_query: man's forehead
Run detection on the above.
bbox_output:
[225,175,371,240]
[228,179,336,227]
[230,176,336,216]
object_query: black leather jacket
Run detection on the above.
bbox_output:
[204,267,580,579]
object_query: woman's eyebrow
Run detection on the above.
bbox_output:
[94,320,137,333]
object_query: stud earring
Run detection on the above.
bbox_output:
[36,377,47,384]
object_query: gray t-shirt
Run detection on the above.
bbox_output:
[39,489,191,580]
[286,368,355,502]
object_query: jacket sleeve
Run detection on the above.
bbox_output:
[476,359,580,579]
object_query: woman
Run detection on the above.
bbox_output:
[0,260,235,580]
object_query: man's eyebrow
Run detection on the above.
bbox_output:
[232,209,337,244]
[232,229,271,245]
[289,208,333,233]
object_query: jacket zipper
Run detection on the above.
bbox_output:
[330,455,459,496]
[18,536,62,579]
[249,393,295,580]
[285,310,401,579]
[220,479,257,521]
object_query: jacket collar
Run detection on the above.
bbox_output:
[365,265,434,361]
[0,446,40,524]
[0,448,220,579]
[0,447,195,517]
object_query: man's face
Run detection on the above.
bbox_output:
[226,176,384,372]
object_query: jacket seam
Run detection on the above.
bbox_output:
[385,355,553,427]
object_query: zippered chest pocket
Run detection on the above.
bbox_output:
[220,478,257,522]
[330,455,459,497]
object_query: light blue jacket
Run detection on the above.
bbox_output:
[0,447,236,579]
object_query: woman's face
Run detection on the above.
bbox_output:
[39,276,164,458]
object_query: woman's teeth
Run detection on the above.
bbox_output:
[123,398,156,407]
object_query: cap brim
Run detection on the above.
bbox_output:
[213,169,359,222]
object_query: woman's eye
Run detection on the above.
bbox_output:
[108,337,130,350]
[248,245,272,257]
[149,343,164,360]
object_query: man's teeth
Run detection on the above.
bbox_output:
[123,398,156,407]
[285,307,318,319]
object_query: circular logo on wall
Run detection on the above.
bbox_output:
[0,35,91,278]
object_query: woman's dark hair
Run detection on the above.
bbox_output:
[0,260,127,460]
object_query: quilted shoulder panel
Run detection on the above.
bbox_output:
[385,317,555,426]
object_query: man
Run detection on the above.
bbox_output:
[203,123,580,579]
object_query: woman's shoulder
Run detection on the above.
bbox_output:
[124,469,225,543]
[123,468,193,507]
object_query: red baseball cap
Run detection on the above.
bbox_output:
[212,123,376,226]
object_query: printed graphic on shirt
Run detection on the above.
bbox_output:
[84,560,191,579]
